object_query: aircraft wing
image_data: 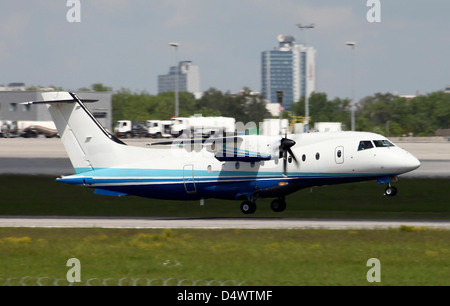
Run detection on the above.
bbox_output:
[214,151,272,162]
[148,136,271,162]
[214,145,272,162]
[148,136,243,147]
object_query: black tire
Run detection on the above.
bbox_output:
[241,201,256,214]
[385,186,398,197]
[271,199,287,212]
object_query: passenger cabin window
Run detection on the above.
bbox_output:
[373,140,394,148]
[358,140,374,151]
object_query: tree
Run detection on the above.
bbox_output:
[91,83,112,92]
[291,92,351,128]
[196,87,270,124]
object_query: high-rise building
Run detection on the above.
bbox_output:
[261,35,316,110]
[158,61,201,98]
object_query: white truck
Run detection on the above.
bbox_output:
[313,122,343,132]
[0,120,57,138]
[259,119,289,136]
[114,120,147,138]
[171,115,235,138]
[146,120,173,138]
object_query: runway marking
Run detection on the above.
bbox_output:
[0,217,449,230]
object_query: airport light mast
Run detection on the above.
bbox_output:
[296,23,315,131]
[169,42,180,117]
[346,41,356,131]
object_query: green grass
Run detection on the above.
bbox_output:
[1,175,448,286]
[0,175,448,219]
[0,227,449,286]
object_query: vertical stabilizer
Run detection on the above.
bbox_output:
[37,92,125,173]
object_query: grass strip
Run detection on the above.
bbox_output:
[0,175,448,219]
[0,227,449,286]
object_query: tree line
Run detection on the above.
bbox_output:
[292,91,450,136]
[112,87,271,125]
[84,83,450,136]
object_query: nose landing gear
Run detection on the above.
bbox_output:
[384,184,398,196]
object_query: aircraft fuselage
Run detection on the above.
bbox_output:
[58,131,420,202]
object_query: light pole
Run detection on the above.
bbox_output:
[346,41,356,131]
[169,42,179,117]
[296,23,315,131]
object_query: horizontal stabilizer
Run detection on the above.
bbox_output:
[21,99,98,105]
[20,91,98,105]
[21,92,98,105]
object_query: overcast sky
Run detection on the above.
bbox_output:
[1,0,449,102]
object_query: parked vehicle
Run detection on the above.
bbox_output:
[313,122,342,133]
[171,115,235,138]
[114,120,147,138]
[0,120,57,138]
[146,120,173,138]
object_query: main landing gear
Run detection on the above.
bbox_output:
[240,198,287,214]
[270,198,287,212]
[240,201,256,214]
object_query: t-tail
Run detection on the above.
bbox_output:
[26,92,127,174]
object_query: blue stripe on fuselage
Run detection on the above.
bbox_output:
[57,167,396,201]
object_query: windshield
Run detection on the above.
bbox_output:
[373,140,394,147]
[358,140,374,151]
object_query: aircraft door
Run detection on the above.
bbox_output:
[183,164,197,194]
[335,146,344,164]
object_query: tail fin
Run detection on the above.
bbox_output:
[27,92,125,173]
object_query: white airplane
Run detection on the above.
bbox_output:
[24,92,421,214]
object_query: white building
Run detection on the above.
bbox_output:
[0,90,113,131]
[158,61,202,99]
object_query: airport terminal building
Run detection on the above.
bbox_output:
[0,90,113,131]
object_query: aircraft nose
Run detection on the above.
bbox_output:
[378,149,421,175]
[402,152,421,173]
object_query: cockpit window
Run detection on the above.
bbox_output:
[358,140,374,151]
[373,140,395,147]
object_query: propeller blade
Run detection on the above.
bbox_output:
[287,148,299,165]
[279,137,297,176]
[280,138,296,151]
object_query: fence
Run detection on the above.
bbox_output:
[0,276,245,286]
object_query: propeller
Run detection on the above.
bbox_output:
[279,135,298,176]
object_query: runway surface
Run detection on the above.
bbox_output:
[0,138,448,230]
[1,217,449,230]
[0,138,449,177]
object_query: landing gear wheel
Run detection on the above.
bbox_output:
[271,198,287,212]
[385,186,398,197]
[241,201,256,214]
